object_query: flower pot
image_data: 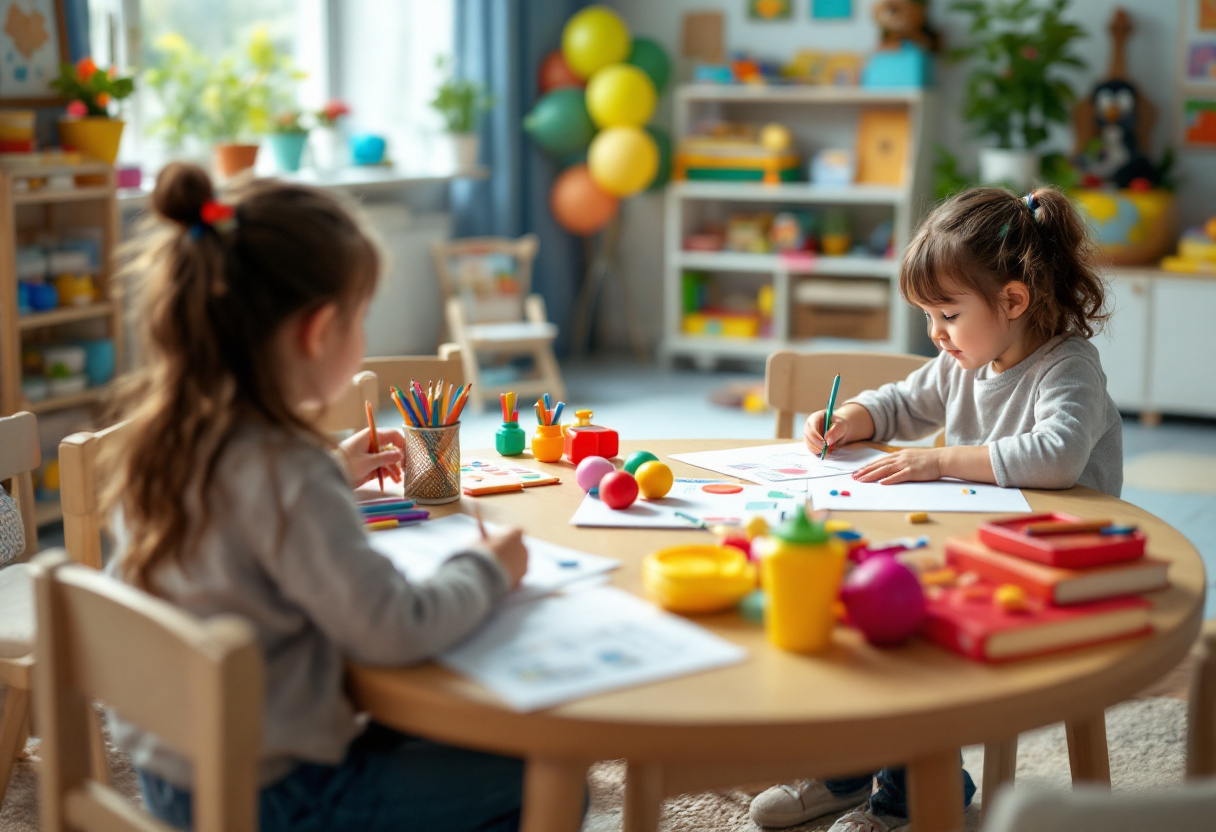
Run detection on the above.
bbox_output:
[310,126,347,174]
[443,133,479,169]
[213,143,260,179]
[57,117,125,165]
[268,132,309,172]
[978,148,1040,190]
[1073,188,1177,266]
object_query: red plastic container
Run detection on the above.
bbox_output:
[977,512,1146,569]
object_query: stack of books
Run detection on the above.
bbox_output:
[923,514,1169,663]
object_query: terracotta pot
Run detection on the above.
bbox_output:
[213,143,260,179]
[57,117,125,164]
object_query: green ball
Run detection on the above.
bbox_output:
[623,450,659,475]
[524,88,596,158]
[627,37,671,94]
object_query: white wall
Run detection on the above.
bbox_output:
[604,0,1213,350]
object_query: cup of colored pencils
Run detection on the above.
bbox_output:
[388,380,472,504]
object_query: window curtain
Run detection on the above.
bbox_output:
[452,0,586,354]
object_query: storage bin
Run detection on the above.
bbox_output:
[793,278,889,341]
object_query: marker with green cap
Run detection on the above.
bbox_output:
[821,373,841,460]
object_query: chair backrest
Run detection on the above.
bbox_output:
[315,346,465,433]
[1189,620,1216,779]
[0,411,41,561]
[31,551,263,832]
[312,369,380,435]
[982,781,1216,832]
[431,235,539,323]
[765,350,933,439]
[59,421,132,570]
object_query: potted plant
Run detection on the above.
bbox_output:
[144,33,211,163]
[51,57,136,166]
[429,57,493,169]
[310,99,351,173]
[268,110,309,172]
[950,0,1087,189]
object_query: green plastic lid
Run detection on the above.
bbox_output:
[769,508,829,545]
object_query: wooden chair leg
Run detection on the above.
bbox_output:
[520,756,588,832]
[533,345,566,403]
[1066,712,1111,786]
[86,706,111,787]
[1187,622,1216,779]
[981,738,1018,816]
[623,762,665,832]
[0,686,32,805]
[906,748,966,832]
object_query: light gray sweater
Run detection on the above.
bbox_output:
[850,336,1123,496]
[107,422,509,788]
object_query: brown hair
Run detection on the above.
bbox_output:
[900,186,1108,344]
[105,163,380,591]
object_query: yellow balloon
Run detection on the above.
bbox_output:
[588,126,659,197]
[586,64,656,128]
[561,6,631,80]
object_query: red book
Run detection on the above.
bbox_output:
[921,579,1152,663]
[978,513,1146,568]
[945,537,1170,605]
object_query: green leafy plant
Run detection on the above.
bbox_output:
[144,33,211,148]
[949,0,1087,150]
[429,57,493,134]
[51,57,135,118]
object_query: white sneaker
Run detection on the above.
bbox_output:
[827,808,911,832]
[749,779,872,828]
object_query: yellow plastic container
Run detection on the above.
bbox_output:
[531,423,565,463]
[643,545,756,614]
[754,509,847,653]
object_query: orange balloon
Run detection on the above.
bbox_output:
[550,164,619,236]
[538,50,584,93]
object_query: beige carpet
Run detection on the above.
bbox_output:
[1124,453,1216,494]
[1,697,1190,831]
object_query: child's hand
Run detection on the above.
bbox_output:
[482,526,528,589]
[852,448,943,485]
[804,409,852,455]
[340,427,404,488]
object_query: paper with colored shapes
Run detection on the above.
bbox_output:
[670,443,889,484]
[370,514,618,605]
[461,459,561,496]
[806,474,1032,513]
[440,585,747,711]
[570,478,802,529]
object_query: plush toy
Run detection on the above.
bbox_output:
[872,0,940,53]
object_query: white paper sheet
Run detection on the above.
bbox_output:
[669,443,890,484]
[806,474,1033,513]
[369,514,619,605]
[570,478,803,529]
[440,586,748,711]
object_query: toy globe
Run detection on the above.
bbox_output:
[840,554,926,646]
[1073,188,1176,266]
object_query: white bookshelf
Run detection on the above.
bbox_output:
[661,84,934,368]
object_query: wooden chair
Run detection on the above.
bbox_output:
[1188,620,1216,779]
[432,235,565,412]
[30,551,263,832]
[981,780,1216,832]
[313,346,465,434]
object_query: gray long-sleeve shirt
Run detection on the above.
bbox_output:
[107,422,509,788]
[849,336,1123,496]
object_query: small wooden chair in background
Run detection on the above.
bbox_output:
[31,551,263,832]
[313,346,464,435]
[432,235,565,412]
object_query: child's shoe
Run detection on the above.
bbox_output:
[827,807,910,832]
[749,779,871,828]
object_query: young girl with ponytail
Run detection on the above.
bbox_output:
[104,163,528,832]
[752,186,1120,832]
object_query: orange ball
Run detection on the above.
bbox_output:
[538,50,584,94]
[550,164,619,236]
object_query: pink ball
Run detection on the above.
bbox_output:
[841,554,926,646]
[599,470,639,510]
[576,456,616,492]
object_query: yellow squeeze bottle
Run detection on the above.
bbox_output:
[754,508,847,653]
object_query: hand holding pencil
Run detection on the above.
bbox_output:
[339,418,404,488]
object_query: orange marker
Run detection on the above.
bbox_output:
[365,400,384,491]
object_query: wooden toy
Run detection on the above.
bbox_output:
[460,459,560,496]
[575,456,616,492]
[978,512,1146,569]
[634,460,674,500]
[752,509,847,653]
[643,545,756,614]
[623,450,658,476]
[674,125,800,184]
[840,554,926,646]
[563,409,619,464]
[599,470,639,510]
[855,108,910,186]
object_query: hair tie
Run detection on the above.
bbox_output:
[1023,192,1040,218]
[190,200,238,239]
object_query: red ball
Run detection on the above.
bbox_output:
[538,49,584,94]
[599,470,639,510]
[720,534,750,556]
[840,554,926,646]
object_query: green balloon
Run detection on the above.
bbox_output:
[624,450,658,475]
[524,88,596,158]
[645,126,672,191]
[627,37,671,94]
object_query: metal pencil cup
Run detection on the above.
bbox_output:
[402,422,461,504]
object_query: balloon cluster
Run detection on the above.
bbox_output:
[525,6,672,236]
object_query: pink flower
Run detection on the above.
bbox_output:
[321,99,350,122]
[1021,46,1039,60]
[65,100,88,118]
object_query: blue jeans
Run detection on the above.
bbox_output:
[825,764,976,819]
[137,723,526,832]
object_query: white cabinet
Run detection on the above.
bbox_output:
[1099,268,1216,421]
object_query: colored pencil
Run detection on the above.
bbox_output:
[358,500,416,514]
[365,401,384,491]
[362,510,430,524]
[552,401,565,425]
[820,373,841,461]
[366,515,429,532]
[674,510,708,529]
[1024,520,1113,537]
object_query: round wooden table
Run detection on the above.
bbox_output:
[348,440,1205,832]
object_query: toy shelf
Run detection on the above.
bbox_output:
[16,301,116,331]
[662,83,933,369]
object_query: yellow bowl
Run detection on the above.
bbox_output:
[643,545,757,614]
